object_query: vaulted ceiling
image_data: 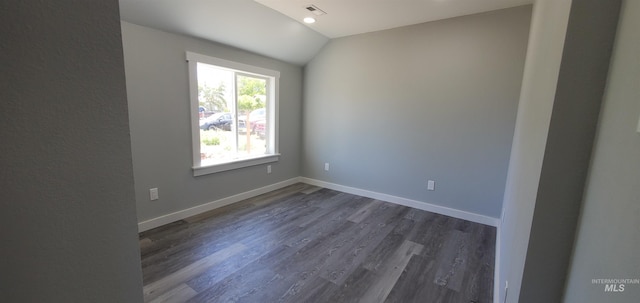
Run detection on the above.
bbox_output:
[119,0,533,66]
[256,0,533,38]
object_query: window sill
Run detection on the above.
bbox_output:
[193,154,280,176]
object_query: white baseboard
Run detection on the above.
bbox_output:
[137,177,302,232]
[139,176,500,232]
[299,177,500,227]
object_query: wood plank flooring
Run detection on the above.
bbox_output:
[139,183,496,303]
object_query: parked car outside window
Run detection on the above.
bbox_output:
[254,119,266,139]
[247,108,266,134]
[199,112,233,131]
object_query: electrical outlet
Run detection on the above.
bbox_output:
[324,163,330,171]
[149,188,159,201]
[427,180,435,191]
[267,165,272,174]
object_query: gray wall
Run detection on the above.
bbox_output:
[519,0,621,302]
[498,1,573,302]
[499,0,622,302]
[0,1,143,302]
[302,6,531,218]
[121,22,303,222]
[564,0,640,301]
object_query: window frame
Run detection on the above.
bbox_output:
[186,51,280,176]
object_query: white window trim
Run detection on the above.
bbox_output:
[186,51,280,176]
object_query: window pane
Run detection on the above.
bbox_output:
[237,75,267,158]
[196,64,270,166]
[196,63,236,165]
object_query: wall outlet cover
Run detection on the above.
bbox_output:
[149,188,159,201]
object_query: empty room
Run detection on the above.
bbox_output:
[3,1,638,303]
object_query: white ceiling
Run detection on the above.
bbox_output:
[119,0,533,66]
[119,0,329,65]
[256,0,533,38]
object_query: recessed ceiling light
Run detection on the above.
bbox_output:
[303,17,316,24]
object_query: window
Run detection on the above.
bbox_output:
[186,52,280,176]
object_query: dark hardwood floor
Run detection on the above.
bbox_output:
[139,183,496,303]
